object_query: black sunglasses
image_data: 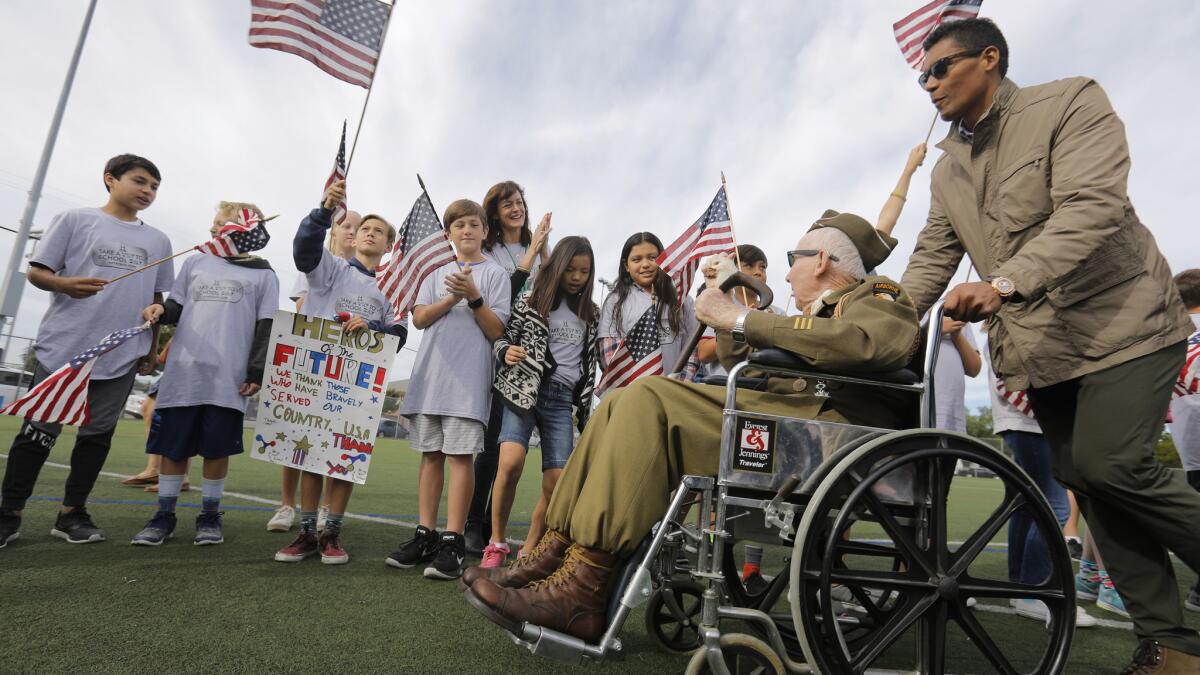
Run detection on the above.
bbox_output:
[787,249,839,267]
[918,47,986,87]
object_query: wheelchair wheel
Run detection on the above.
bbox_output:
[684,633,785,675]
[790,430,1074,675]
[645,580,704,654]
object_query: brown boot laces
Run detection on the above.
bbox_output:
[1120,640,1162,675]
[528,545,606,592]
[507,532,561,571]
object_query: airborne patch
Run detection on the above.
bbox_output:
[872,281,901,302]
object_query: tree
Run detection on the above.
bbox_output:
[1157,430,1182,469]
[965,405,994,439]
[382,386,402,415]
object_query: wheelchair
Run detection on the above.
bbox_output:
[503,297,1076,674]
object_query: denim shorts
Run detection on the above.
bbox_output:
[497,380,576,470]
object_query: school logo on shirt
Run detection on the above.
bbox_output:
[734,416,776,474]
[658,326,676,346]
[91,242,148,270]
[550,320,584,346]
[192,279,245,303]
[335,296,385,321]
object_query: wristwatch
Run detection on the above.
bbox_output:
[989,276,1016,300]
[731,309,752,343]
[467,296,484,310]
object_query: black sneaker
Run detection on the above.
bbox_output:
[385,525,439,569]
[463,521,486,557]
[50,507,106,544]
[424,531,466,580]
[0,508,20,549]
[1065,537,1082,561]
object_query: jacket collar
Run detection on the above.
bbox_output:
[347,255,376,277]
[806,279,860,317]
[935,77,1020,155]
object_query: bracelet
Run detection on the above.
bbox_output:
[890,192,906,202]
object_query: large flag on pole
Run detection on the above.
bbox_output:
[195,209,271,257]
[656,186,734,304]
[596,307,664,398]
[1,323,152,426]
[248,0,391,88]
[893,0,984,69]
[326,122,349,227]
[376,188,456,320]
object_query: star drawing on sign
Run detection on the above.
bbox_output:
[293,435,313,454]
[274,432,287,441]
[321,440,330,449]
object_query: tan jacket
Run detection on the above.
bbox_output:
[901,78,1192,390]
[716,276,920,429]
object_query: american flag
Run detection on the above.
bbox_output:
[248,0,392,89]
[326,121,348,227]
[1174,330,1200,399]
[994,376,1034,418]
[893,0,984,69]
[657,186,734,305]
[1,324,152,426]
[596,306,664,398]
[195,209,271,257]
[376,189,456,320]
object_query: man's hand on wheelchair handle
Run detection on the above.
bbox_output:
[696,288,743,330]
[942,281,1002,322]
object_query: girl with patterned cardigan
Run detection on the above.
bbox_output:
[483,236,599,568]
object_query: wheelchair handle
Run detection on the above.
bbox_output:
[668,271,774,376]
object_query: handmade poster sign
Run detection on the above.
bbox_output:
[253,311,397,484]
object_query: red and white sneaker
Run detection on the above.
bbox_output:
[480,541,510,569]
[274,531,318,562]
[320,530,349,565]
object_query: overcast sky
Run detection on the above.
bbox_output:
[2,1,1197,411]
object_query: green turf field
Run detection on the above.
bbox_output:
[1,417,1196,673]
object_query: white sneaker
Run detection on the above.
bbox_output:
[267,506,295,532]
[966,597,977,608]
[1011,598,1050,623]
[316,506,330,532]
[1074,606,1098,628]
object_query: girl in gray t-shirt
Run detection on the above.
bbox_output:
[597,232,698,392]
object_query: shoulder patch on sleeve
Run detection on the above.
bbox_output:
[871,282,900,302]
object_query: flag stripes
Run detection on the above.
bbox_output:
[248,0,390,89]
[893,0,984,69]
[376,190,456,320]
[657,186,734,304]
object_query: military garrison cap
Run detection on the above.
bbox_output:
[808,209,897,271]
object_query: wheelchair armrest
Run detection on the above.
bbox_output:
[748,348,921,385]
[702,374,769,391]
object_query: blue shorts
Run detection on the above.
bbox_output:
[497,381,576,470]
[148,405,245,461]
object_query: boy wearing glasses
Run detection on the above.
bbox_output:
[900,17,1200,672]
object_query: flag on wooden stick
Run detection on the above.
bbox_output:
[2,323,152,426]
[893,0,983,69]
[326,121,349,226]
[195,209,270,257]
[376,187,456,320]
[248,0,391,88]
[657,186,734,305]
[596,307,664,398]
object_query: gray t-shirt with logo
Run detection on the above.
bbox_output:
[399,260,511,424]
[548,302,586,388]
[483,242,540,290]
[30,207,174,379]
[156,254,280,411]
[598,286,698,376]
[302,249,392,324]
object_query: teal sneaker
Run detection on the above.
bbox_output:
[1096,579,1129,618]
[1075,568,1100,601]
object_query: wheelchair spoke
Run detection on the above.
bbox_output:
[924,457,951,572]
[850,593,937,671]
[823,568,935,591]
[919,601,948,675]
[947,490,1025,576]
[858,486,936,577]
[833,539,903,559]
[955,602,1020,675]
[958,577,1065,602]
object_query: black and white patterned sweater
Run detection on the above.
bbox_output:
[492,291,599,432]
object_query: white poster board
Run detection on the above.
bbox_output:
[251,311,397,484]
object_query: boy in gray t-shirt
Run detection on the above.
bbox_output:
[0,154,174,548]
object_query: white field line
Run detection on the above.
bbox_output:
[972,600,1134,631]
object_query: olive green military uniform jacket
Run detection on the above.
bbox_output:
[901,77,1192,391]
[716,275,920,430]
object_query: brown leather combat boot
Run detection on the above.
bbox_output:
[465,543,618,643]
[459,529,570,591]
[1120,639,1200,674]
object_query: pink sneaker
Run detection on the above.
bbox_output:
[480,541,510,569]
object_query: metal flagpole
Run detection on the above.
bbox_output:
[720,172,751,307]
[0,0,99,343]
[345,0,396,176]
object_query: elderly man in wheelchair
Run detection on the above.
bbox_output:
[462,211,1075,674]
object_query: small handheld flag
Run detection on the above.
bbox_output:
[195,209,271,257]
[2,323,152,426]
[893,0,984,70]
[326,122,349,227]
[596,306,664,398]
[376,183,456,320]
